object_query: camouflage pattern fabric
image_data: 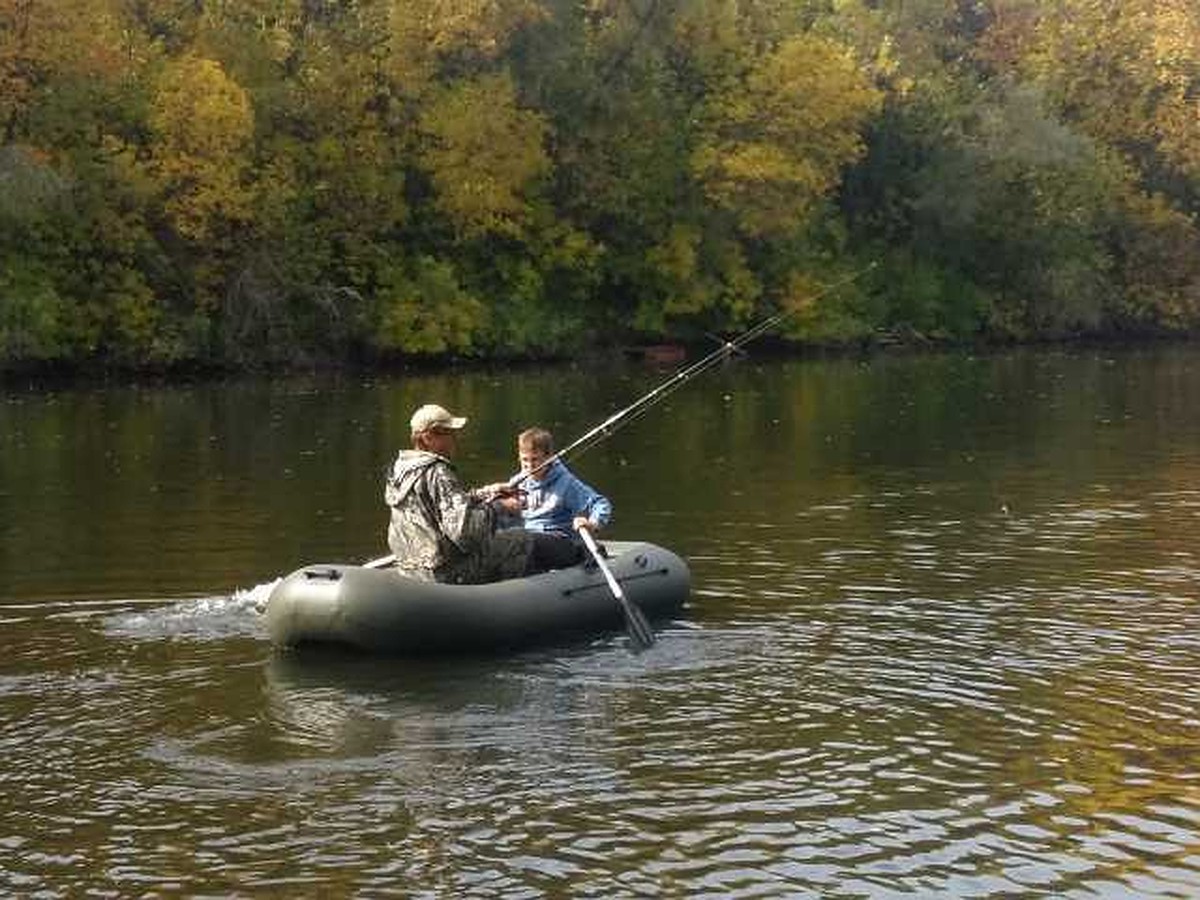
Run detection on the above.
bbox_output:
[384,450,533,584]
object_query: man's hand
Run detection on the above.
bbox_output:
[573,516,596,533]
[476,482,522,501]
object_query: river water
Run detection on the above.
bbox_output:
[2,347,1200,897]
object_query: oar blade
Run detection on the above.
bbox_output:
[580,528,656,650]
[621,595,656,649]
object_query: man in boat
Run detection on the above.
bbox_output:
[513,427,613,569]
[385,404,535,584]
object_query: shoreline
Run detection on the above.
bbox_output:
[2,331,1197,391]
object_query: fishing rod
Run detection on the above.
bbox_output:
[512,263,876,483]
[364,263,872,569]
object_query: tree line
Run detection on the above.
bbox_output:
[2,0,1199,371]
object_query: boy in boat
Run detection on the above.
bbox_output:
[511,426,613,570]
[385,404,535,584]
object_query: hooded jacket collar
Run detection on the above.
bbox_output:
[388,450,449,502]
[526,457,565,487]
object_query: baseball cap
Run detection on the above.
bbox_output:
[410,403,468,434]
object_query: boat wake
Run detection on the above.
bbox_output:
[232,577,282,614]
[102,578,280,642]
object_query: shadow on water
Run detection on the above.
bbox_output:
[256,620,719,759]
[265,643,537,701]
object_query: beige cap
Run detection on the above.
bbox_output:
[410,403,468,435]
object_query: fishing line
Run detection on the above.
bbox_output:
[520,263,875,478]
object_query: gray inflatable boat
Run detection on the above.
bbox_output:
[266,541,689,654]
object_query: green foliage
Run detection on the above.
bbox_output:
[4,0,1200,372]
[454,219,606,356]
[635,229,761,334]
[1106,190,1200,332]
[780,266,877,344]
[0,146,69,224]
[385,0,545,97]
[105,268,185,364]
[0,258,66,362]
[878,254,990,339]
[374,256,488,356]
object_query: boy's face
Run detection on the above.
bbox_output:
[518,441,551,478]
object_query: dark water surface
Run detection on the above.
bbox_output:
[3,347,1200,897]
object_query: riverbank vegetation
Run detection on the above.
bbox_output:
[3,0,1200,372]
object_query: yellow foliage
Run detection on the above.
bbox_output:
[264,44,408,230]
[781,270,823,319]
[1114,190,1200,328]
[146,55,255,240]
[1148,3,1200,179]
[693,33,882,237]
[0,0,128,130]
[714,241,760,325]
[418,71,549,238]
[648,226,700,290]
[1015,0,1200,179]
[387,0,547,96]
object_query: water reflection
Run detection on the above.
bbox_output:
[4,348,1200,895]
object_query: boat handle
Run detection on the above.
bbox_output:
[303,567,343,582]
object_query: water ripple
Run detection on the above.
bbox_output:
[5,481,1200,895]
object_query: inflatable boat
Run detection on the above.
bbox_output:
[266,540,689,654]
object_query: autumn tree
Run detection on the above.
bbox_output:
[693,33,881,239]
[978,0,1200,331]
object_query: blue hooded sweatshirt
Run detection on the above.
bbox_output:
[520,459,612,537]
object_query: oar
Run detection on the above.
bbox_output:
[579,527,655,649]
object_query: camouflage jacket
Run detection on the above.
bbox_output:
[384,450,497,581]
